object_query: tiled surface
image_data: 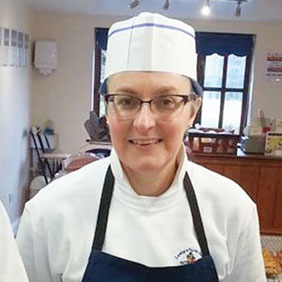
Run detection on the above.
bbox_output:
[261,235,282,282]
[261,235,282,252]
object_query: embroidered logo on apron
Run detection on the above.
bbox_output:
[174,248,202,265]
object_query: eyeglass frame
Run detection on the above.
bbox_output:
[103,93,198,119]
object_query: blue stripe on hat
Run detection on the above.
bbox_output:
[108,23,195,39]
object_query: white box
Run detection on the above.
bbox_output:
[34,40,57,75]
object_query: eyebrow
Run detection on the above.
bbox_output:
[113,87,138,94]
[157,86,182,94]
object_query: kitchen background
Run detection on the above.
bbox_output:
[0,0,281,231]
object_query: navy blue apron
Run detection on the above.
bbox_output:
[82,166,219,282]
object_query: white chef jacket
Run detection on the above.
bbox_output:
[0,201,29,282]
[17,146,266,282]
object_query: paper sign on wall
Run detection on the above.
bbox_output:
[0,27,3,66]
[0,26,29,67]
[265,52,282,81]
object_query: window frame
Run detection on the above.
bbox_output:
[197,52,252,134]
[93,36,102,116]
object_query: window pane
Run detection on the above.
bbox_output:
[222,92,243,133]
[100,49,107,84]
[99,100,106,116]
[204,54,224,88]
[201,91,221,128]
[99,50,107,116]
[226,55,246,88]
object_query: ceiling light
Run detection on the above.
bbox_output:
[235,0,242,17]
[163,0,170,10]
[202,5,211,16]
[128,0,140,9]
[201,0,211,16]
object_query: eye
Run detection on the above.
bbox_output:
[154,96,177,110]
[107,95,115,103]
[115,96,139,110]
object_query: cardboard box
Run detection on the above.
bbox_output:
[188,132,240,155]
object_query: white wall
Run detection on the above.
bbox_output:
[0,0,32,223]
[31,12,282,154]
[31,14,122,154]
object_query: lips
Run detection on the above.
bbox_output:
[129,138,162,145]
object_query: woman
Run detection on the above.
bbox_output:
[0,201,28,282]
[17,12,266,282]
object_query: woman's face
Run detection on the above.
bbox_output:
[106,71,201,175]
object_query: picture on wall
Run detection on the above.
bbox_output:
[0,27,2,66]
[18,32,23,66]
[0,26,29,67]
[11,29,18,66]
[24,33,29,66]
[265,132,282,157]
[265,52,282,81]
[2,27,10,66]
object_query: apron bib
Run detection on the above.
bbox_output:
[82,166,219,282]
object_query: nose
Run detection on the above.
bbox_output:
[133,103,156,132]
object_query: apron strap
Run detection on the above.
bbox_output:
[91,166,211,258]
[92,166,115,251]
[184,172,210,256]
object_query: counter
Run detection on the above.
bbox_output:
[192,148,282,235]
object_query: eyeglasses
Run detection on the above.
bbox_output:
[104,94,197,120]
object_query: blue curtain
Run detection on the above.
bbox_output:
[196,32,255,57]
[96,28,108,50]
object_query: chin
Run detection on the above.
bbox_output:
[126,158,169,174]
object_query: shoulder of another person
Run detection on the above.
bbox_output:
[0,202,12,231]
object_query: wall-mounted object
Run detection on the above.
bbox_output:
[265,52,282,82]
[0,27,29,67]
[34,40,57,75]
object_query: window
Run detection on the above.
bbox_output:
[93,30,255,135]
[93,28,108,117]
[196,32,254,134]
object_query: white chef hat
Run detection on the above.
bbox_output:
[100,12,202,96]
